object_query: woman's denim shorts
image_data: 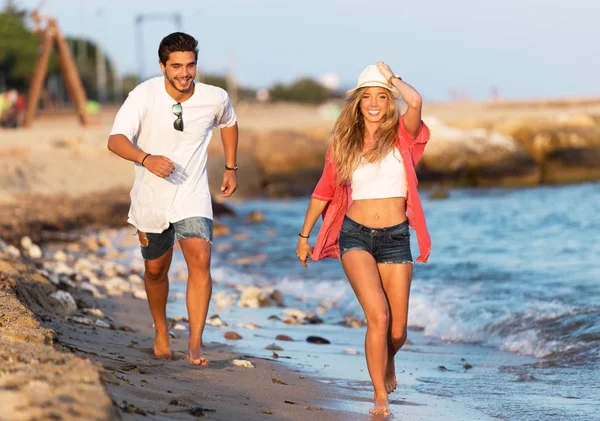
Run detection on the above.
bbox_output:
[339,216,413,264]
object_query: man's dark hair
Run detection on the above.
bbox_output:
[158,32,199,65]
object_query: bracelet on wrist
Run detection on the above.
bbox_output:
[225,164,238,171]
[298,233,310,239]
[141,153,151,167]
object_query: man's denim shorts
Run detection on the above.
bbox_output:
[139,216,213,261]
[339,215,413,264]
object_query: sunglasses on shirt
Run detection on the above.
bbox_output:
[172,102,183,131]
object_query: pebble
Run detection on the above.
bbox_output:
[6,245,21,258]
[232,359,254,368]
[206,314,228,327]
[49,290,78,315]
[94,319,111,329]
[224,331,243,340]
[83,308,105,318]
[275,334,294,341]
[306,336,331,345]
[265,343,284,351]
[69,316,93,326]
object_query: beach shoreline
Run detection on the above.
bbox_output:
[1,245,365,421]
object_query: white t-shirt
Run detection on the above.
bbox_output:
[110,77,237,233]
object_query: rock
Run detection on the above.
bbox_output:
[53,250,68,261]
[306,336,330,345]
[283,309,323,325]
[206,314,228,327]
[270,289,285,307]
[94,319,111,329]
[245,210,265,224]
[232,359,254,368]
[275,334,294,341]
[237,285,274,308]
[224,331,242,340]
[79,282,105,298]
[341,315,362,328]
[6,245,20,258]
[49,290,78,315]
[26,244,43,259]
[190,406,205,417]
[68,316,93,326]
[20,236,33,250]
[83,308,105,318]
[213,291,236,308]
[265,343,284,351]
[268,315,282,321]
[239,322,261,330]
[132,289,147,300]
[128,274,143,284]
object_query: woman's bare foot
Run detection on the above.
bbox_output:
[153,331,172,359]
[369,393,391,416]
[385,359,398,393]
[188,341,208,366]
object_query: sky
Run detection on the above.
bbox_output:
[12,0,600,101]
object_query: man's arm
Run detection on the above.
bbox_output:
[220,123,239,197]
[107,134,175,178]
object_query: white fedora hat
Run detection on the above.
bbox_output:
[347,64,399,98]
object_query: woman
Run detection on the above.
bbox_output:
[296,62,431,415]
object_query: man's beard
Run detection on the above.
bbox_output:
[166,74,193,94]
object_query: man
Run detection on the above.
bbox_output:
[108,32,238,365]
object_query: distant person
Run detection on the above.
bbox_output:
[107,32,239,365]
[296,63,431,415]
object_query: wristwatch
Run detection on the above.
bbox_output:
[388,74,402,84]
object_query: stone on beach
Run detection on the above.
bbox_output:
[68,316,93,326]
[265,343,284,351]
[237,285,283,308]
[231,359,254,368]
[206,314,228,327]
[224,331,243,340]
[83,308,105,318]
[306,336,331,345]
[283,308,323,325]
[275,334,294,341]
[94,319,111,329]
[49,290,77,315]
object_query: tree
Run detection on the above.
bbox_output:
[269,77,329,104]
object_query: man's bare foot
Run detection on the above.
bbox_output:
[369,393,391,416]
[153,331,172,359]
[385,359,398,393]
[188,341,208,366]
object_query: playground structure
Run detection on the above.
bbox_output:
[23,10,88,127]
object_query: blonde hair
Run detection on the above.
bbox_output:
[331,87,400,184]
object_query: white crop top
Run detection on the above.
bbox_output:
[351,148,407,200]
